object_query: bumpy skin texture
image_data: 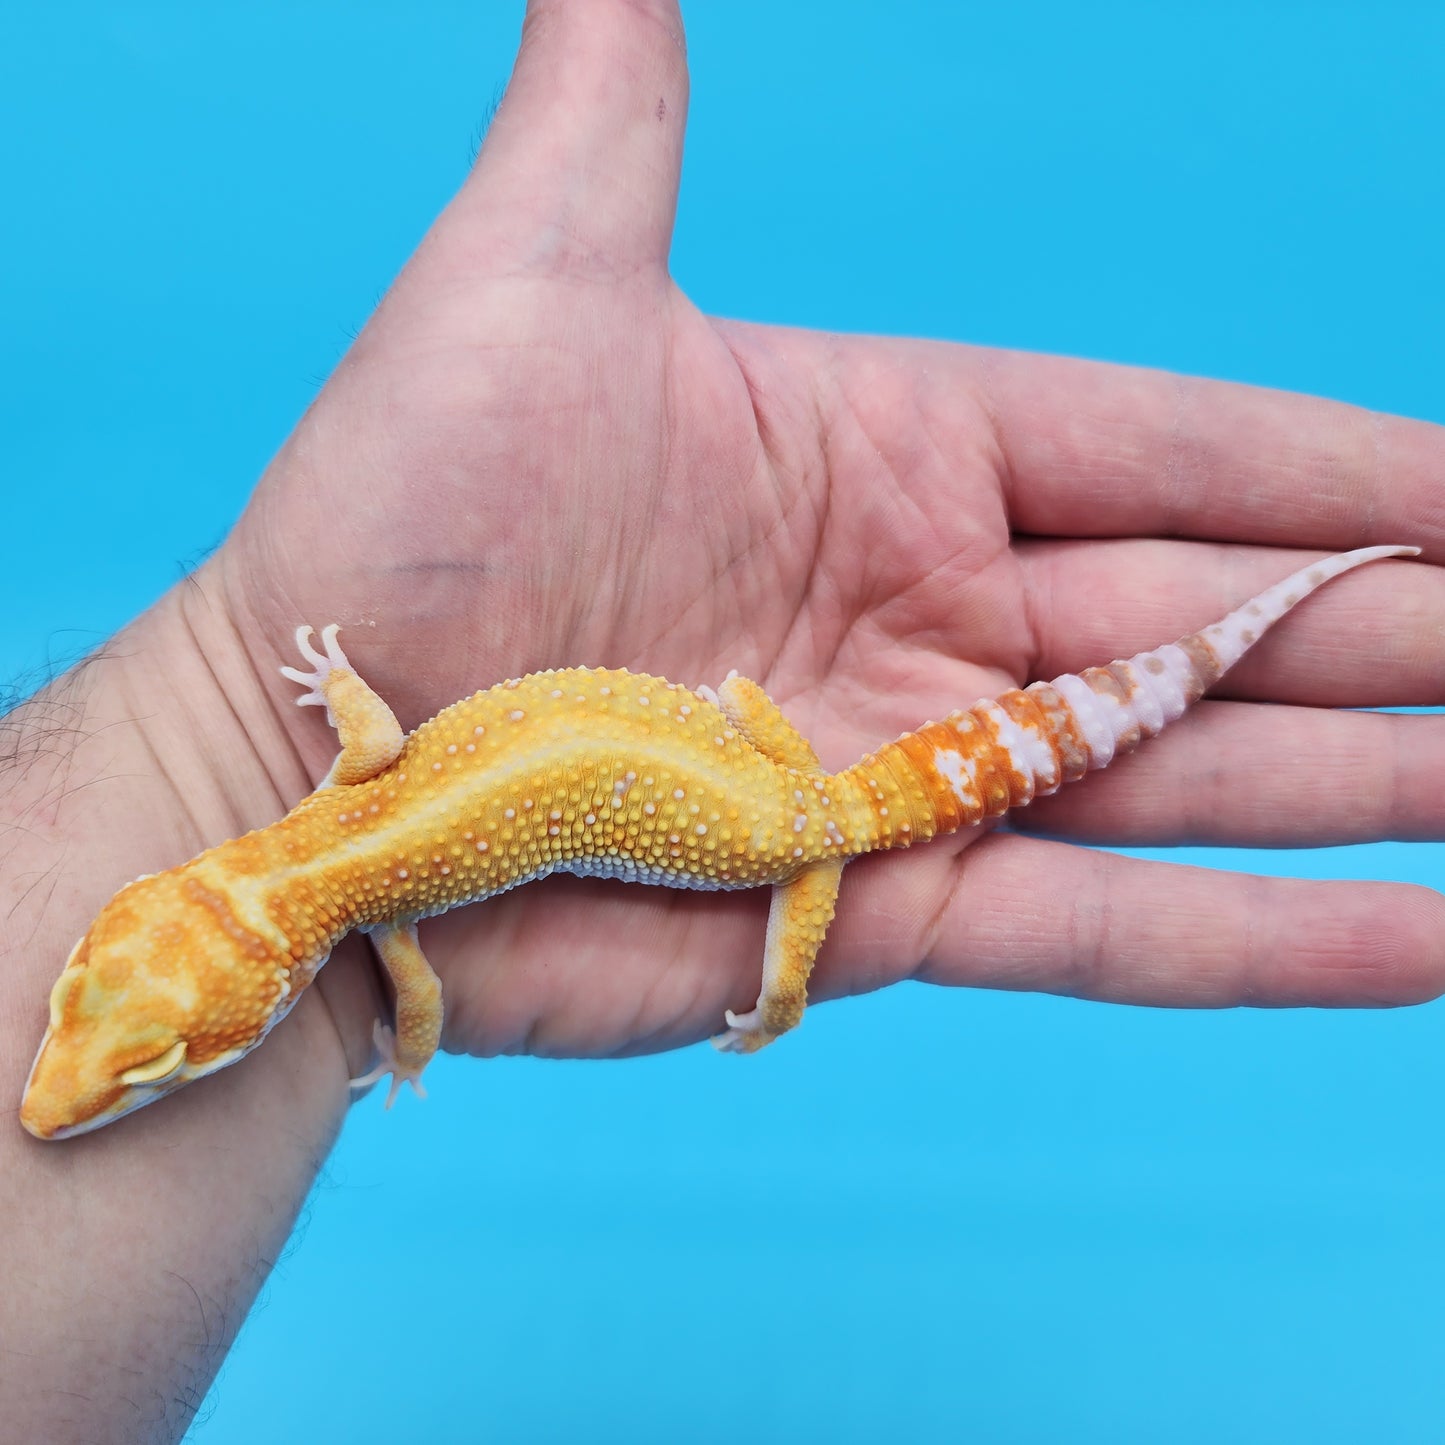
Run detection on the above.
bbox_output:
[19,546,1416,1138]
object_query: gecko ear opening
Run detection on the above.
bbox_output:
[45,937,89,1029]
[47,968,80,1030]
[120,1039,188,1086]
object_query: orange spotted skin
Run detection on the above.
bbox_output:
[313,669,860,908]
[19,546,1419,1138]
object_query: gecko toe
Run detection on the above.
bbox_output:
[711,1007,775,1054]
[349,1019,428,1106]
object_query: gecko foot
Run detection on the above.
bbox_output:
[711,1006,777,1055]
[349,1019,429,1109]
[279,624,352,715]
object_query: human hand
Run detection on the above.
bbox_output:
[175,0,1444,1066]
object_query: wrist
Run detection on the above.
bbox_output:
[0,573,376,1437]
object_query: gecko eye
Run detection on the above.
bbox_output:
[120,1040,188,1087]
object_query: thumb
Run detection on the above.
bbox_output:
[455,0,688,277]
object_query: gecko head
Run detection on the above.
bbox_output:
[19,873,279,1140]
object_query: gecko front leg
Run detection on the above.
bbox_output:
[283,627,432,1105]
[280,624,405,786]
[351,921,443,1107]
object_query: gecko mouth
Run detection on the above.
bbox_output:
[20,1035,198,1139]
[20,1068,139,1140]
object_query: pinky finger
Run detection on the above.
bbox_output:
[835,833,1445,1010]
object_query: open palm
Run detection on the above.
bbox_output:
[200,0,1442,1066]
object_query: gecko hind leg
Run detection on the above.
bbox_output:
[351,921,443,1108]
[281,624,405,786]
[713,857,845,1053]
[715,670,824,772]
[711,671,843,1051]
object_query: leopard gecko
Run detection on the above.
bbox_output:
[19,544,1417,1138]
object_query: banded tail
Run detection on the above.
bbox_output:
[840,546,1419,848]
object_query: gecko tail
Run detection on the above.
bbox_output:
[1034,544,1420,777]
[839,545,1418,847]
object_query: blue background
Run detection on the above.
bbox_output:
[3,4,1442,1440]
